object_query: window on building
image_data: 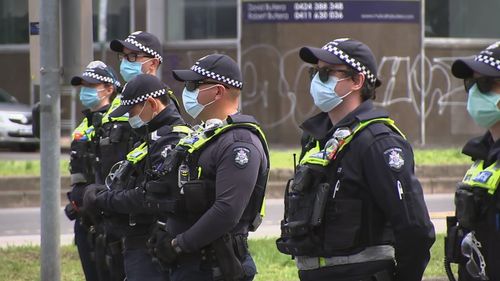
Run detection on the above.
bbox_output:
[166,0,237,41]
[92,0,130,42]
[426,0,500,38]
[0,0,29,44]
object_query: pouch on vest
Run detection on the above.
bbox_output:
[183,180,215,215]
[444,216,467,264]
[143,176,179,213]
[323,199,363,251]
[455,183,490,229]
[281,165,328,238]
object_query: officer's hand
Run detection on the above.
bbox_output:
[82,184,107,212]
[64,202,78,221]
[69,183,87,207]
[147,224,179,266]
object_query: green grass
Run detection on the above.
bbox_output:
[0,235,449,281]
[270,148,470,169]
[0,160,69,176]
[0,148,470,176]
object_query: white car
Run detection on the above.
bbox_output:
[0,89,39,151]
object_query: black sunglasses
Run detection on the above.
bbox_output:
[118,53,154,62]
[308,66,355,83]
[185,81,228,91]
[464,77,500,93]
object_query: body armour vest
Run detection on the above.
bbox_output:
[455,160,500,230]
[276,118,404,257]
[70,97,134,185]
[155,115,270,232]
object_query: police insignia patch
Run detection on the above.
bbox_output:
[233,147,250,168]
[384,147,405,171]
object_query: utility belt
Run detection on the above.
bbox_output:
[93,231,126,281]
[180,233,250,281]
[295,245,395,270]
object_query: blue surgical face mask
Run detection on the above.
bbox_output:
[467,83,500,128]
[80,87,104,109]
[120,58,153,82]
[182,85,218,119]
[128,103,147,129]
[309,73,351,112]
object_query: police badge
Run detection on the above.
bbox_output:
[233,147,250,168]
[384,147,405,171]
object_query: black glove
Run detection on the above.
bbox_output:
[64,202,78,220]
[147,223,179,266]
[69,183,87,207]
[82,184,107,214]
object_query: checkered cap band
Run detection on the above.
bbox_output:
[82,71,121,87]
[124,36,163,63]
[322,41,377,84]
[120,88,167,106]
[475,54,500,71]
[191,64,243,89]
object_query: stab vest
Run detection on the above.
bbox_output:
[70,97,133,185]
[277,117,404,257]
[172,115,270,231]
[455,159,500,229]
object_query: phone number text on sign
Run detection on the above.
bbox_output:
[293,2,344,21]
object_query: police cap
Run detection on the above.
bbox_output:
[300,38,381,87]
[452,41,500,79]
[109,74,170,117]
[172,54,243,89]
[110,31,163,63]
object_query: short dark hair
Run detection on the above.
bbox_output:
[350,72,376,101]
[157,93,170,105]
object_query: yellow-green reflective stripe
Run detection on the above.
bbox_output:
[197,166,202,179]
[299,141,329,166]
[260,197,266,217]
[462,160,500,195]
[337,118,404,153]
[102,98,128,124]
[126,142,148,164]
[71,118,94,141]
[173,125,192,134]
[319,257,326,267]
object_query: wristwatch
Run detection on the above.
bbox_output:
[171,238,182,254]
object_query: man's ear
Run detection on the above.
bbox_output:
[214,84,227,100]
[147,96,158,112]
[352,73,365,91]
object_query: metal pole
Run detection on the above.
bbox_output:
[237,0,242,110]
[39,0,61,280]
[420,0,426,146]
[99,0,108,61]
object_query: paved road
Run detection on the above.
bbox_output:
[0,193,454,247]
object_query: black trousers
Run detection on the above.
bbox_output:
[298,260,395,281]
[74,219,99,281]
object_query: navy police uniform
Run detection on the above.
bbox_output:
[67,61,131,281]
[445,42,500,281]
[277,39,435,281]
[277,101,435,281]
[84,74,189,281]
[148,54,270,281]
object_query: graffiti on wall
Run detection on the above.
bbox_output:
[241,44,469,139]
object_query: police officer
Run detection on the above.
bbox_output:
[83,74,189,281]
[275,38,435,281]
[110,30,163,82]
[445,41,500,281]
[147,54,270,281]
[66,60,131,281]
